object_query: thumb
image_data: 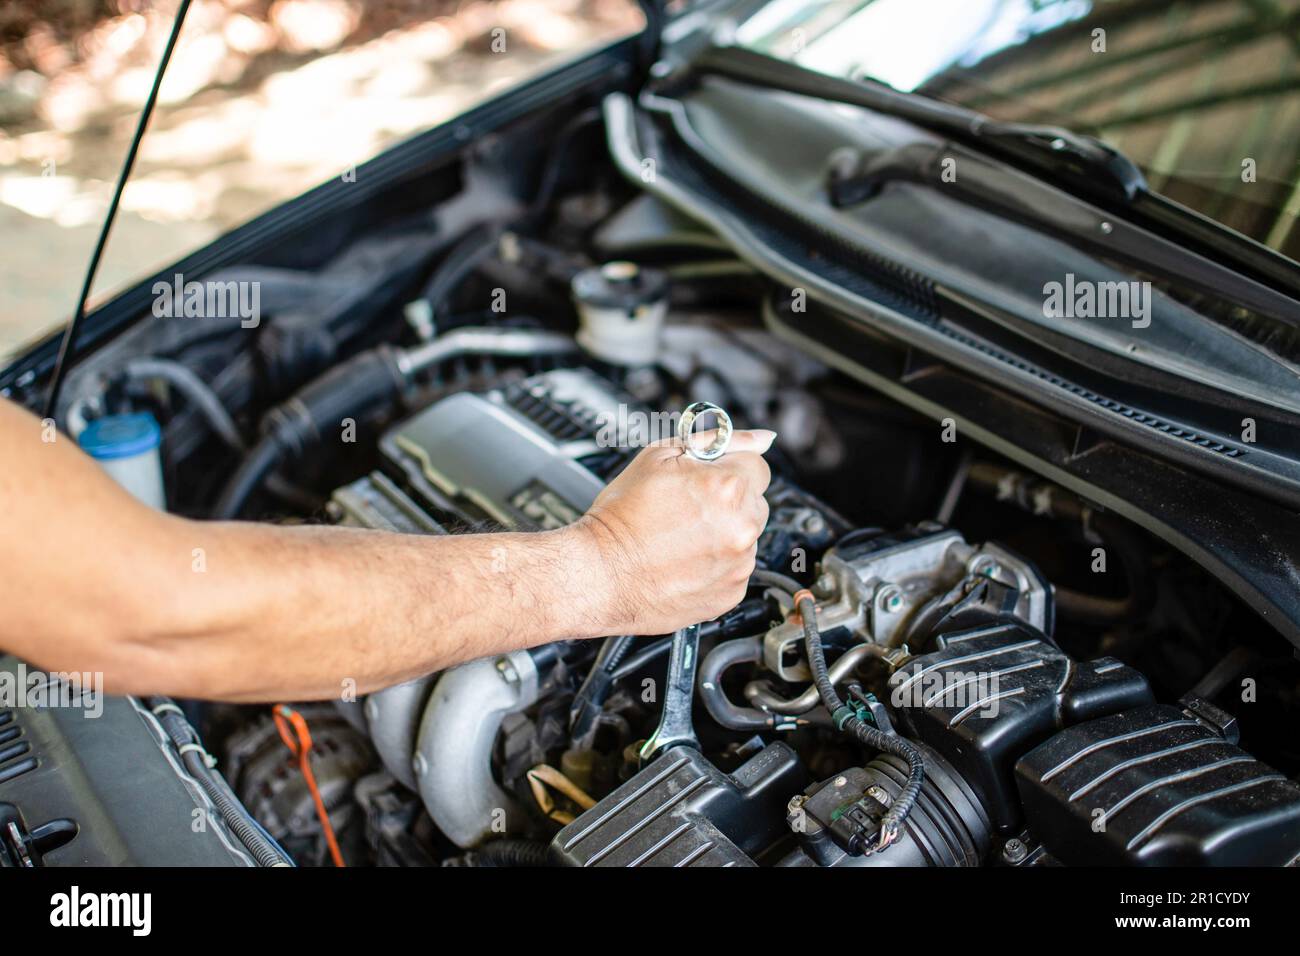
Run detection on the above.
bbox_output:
[725,429,778,454]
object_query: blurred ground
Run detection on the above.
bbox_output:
[0,0,640,361]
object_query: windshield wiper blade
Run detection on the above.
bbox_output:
[822,140,1300,328]
[687,44,1147,205]
[684,43,1300,303]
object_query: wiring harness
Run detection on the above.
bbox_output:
[794,590,925,850]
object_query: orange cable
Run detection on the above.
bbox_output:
[273,704,346,867]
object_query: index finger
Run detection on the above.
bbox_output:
[712,449,773,496]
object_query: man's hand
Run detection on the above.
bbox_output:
[571,429,775,635]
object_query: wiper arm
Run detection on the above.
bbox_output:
[687,44,1147,205]
[684,43,1300,303]
[964,119,1146,203]
[821,139,1299,325]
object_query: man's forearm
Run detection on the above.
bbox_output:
[1,398,615,700]
[90,516,610,701]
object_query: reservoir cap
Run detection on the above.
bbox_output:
[78,412,162,461]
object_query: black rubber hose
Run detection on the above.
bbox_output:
[213,346,405,518]
[635,0,666,73]
[966,464,1153,624]
[146,697,292,867]
[213,436,282,519]
[751,568,803,596]
[570,634,636,742]
[421,222,506,322]
[600,634,636,673]
[1052,514,1153,623]
[528,108,601,218]
[797,594,924,850]
[610,637,672,681]
[697,636,777,732]
[124,357,246,452]
[473,839,550,867]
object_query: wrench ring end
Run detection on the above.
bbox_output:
[678,402,732,462]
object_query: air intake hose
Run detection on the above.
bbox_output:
[213,346,405,519]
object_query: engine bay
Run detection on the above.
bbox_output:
[5,94,1300,870]
[309,360,1300,867]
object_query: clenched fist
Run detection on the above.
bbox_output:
[569,429,776,636]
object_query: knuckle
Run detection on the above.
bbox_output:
[732,577,750,603]
[716,471,746,500]
[732,546,757,580]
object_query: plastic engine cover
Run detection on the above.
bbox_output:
[890,621,1153,831]
[0,657,255,866]
[1015,704,1300,866]
[551,743,805,866]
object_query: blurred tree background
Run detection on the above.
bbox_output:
[0,0,638,358]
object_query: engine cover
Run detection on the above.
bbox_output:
[1016,703,1300,866]
[551,743,805,866]
[0,659,256,866]
[890,621,1153,832]
[379,368,628,530]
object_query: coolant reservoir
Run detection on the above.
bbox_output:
[78,412,166,509]
[571,261,669,365]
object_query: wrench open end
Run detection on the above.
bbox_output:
[639,623,702,764]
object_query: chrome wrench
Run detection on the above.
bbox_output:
[640,402,733,763]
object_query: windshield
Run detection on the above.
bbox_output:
[737,0,1300,263]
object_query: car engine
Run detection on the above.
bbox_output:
[6,96,1300,870]
[291,354,1300,868]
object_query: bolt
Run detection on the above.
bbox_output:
[833,775,848,788]
[876,584,904,614]
[802,512,826,535]
[1003,838,1028,864]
